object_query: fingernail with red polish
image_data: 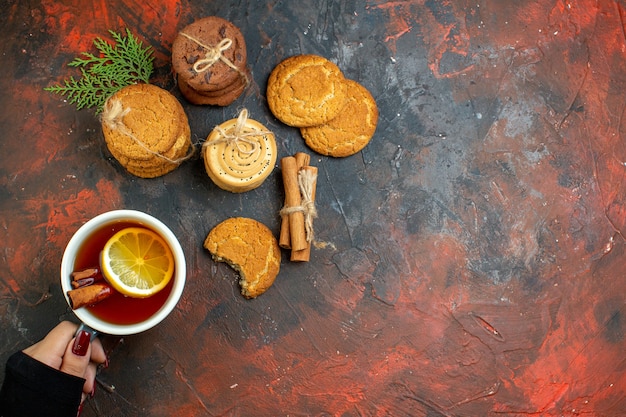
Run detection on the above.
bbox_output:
[90,384,96,398]
[76,402,84,417]
[72,330,90,356]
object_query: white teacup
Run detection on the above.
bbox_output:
[60,210,186,335]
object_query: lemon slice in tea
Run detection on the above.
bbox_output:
[100,227,174,298]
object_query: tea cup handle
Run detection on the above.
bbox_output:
[76,322,99,341]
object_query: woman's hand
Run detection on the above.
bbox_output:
[22,321,106,401]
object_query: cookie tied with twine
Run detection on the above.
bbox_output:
[203,109,277,193]
[172,16,249,106]
[101,83,193,178]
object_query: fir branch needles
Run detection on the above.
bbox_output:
[45,29,155,112]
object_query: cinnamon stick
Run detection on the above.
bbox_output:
[279,153,310,248]
[71,267,101,281]
[70,267,104,288]
[67,283,114,310]
[291,165,318,262]
[280,156,307,251]
[294,152,311,173]
[71,276,103,289]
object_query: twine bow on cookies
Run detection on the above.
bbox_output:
[102,98,194,164]
[203,108,271,155]
[179,32,249,86]
[102,98,131,130]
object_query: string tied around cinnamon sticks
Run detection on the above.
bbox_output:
[101,98,196,164]
[279,152,318,262]
[280,169,318,242]
[179,32,249,85]
[203,108,271,155]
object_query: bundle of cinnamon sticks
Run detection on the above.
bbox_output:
[66,267,113,309]
[279,152,318,262]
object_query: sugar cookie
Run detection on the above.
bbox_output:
[300,79,378,157]
[204,217,281,298]
[267,54,347,127]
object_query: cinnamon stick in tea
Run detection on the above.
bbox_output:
[280,156,307,252]
[70,266,104,288]
[71,276,103,289]
[71,267,100,281]
[67,283,114,310]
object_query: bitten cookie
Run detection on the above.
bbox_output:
[300,79,378,157]
[267,54,347,127]
[204,217,281,298]
[172,16,248,94]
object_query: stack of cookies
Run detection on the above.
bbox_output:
[101,84,192,178]
[202,109,277,193]
[172,16,250,106]
[267,54,378,157]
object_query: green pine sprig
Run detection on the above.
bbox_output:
[44,29,155,113]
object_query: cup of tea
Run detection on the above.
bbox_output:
[60,210,186,335]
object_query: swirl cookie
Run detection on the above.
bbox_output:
[267,54,347,127]
[204,217,281,298]
[300,79,378,157]
[101,84,192,178]
[203,110,277,192]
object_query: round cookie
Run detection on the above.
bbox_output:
[102,84,187,161]
[300,79,378,157]
[101,84,192,177]
[172,16,248,93]
[203,110,276,192]
[204,217,281,298]
[267,54,348,127]
[109,125,192,178]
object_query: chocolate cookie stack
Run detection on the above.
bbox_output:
[266,54,378,157]
[172,16,250,106]
[101,84,192,178]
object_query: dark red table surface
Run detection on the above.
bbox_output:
[1,1,625,416]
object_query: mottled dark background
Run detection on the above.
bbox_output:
[1,1,625,416]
